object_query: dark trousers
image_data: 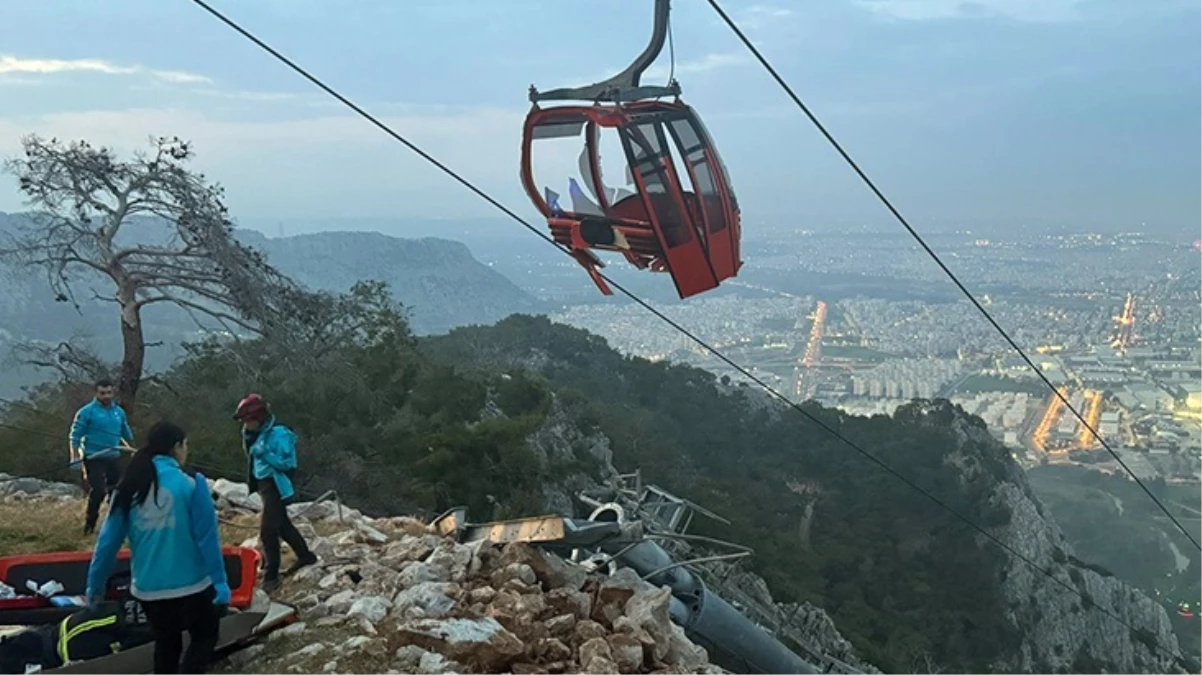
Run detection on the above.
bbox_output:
[257,478,312,579]
[82,456,121,529]
[139,586,221,674]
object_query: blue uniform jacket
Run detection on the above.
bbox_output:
[86,456,229,604]
[244,416,298,500]
[69,399,134,459]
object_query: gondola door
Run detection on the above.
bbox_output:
[618,117,720,299]
[664,108,741,282]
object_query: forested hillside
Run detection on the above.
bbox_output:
[0,292,1186,673]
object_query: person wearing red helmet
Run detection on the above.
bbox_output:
[233,393,317,592]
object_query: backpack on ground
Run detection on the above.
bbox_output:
[0,599,155,673]
[58,600,155,663]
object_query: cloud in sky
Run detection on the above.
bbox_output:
[0,0,1196,235]
[853,0,1084,23]
[853,0,1197,23]
[554,52,750,93]
[0,104,532,221]
[0,55,214,86]
[645,52,751,80]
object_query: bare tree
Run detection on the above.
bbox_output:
[1,134,298,408]
[6,338,112,386]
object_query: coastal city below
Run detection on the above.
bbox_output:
[548,229,1202,485]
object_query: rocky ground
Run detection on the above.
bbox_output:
[1,474,727,674]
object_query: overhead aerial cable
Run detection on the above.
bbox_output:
[175,1,1189,664]
[702,0,1200,552]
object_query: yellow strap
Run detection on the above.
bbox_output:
[58,614,119,663]
[56,617,71,664]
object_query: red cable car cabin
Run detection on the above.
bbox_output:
[520,99,742,300]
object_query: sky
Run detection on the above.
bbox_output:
[0,0,1198,238]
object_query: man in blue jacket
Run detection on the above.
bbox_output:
[233,394,317,592]
[69,379,135,534]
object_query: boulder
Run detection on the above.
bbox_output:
[400,561,451,586]
[467,586,497,605]
[592,567,644,627]
[348,595,392,624]
[579,636,613,666]
[665,624,709,670]
[499,542,588,592]
[572,619,607,646]
[354,520,389,544]
[211,478,263,511]
[607,632,646,674]
[491,562,537,588]
[288,500,347,521]
[545,587,591,621]
[583,656,620,674]
[545,613,576,637]
[623,586,675,661]
[322,589,358,614]
[395,617,525,671]
[0,474,82,499]
[226,644,266,669]
[534,637,572,662]
[382,539,430,569]
[426,541,475,583]
[267,621,307,642]
[418,650,462,674]
[393,582,460,620]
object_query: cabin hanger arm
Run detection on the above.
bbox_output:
[530,0,681,103]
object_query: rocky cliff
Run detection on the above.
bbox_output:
[515,391,1188,674]
[903,400,1186,673]
[425,316,1190,673]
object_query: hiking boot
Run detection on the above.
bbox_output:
[283,553,318,577]
[261,577,281,593]
[84,520,96,536]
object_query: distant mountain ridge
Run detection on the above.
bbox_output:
[236,229,546,335]
[0,211,546,395]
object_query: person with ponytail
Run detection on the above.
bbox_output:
[84,422,229,674]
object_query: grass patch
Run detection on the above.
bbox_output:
[0,499,97,556]
[0,498,267,559]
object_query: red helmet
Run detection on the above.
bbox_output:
[233,393,269,422]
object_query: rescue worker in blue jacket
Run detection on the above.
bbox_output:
[85,421,229,674]
[234,394,317,592]
[69,378,135,534]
